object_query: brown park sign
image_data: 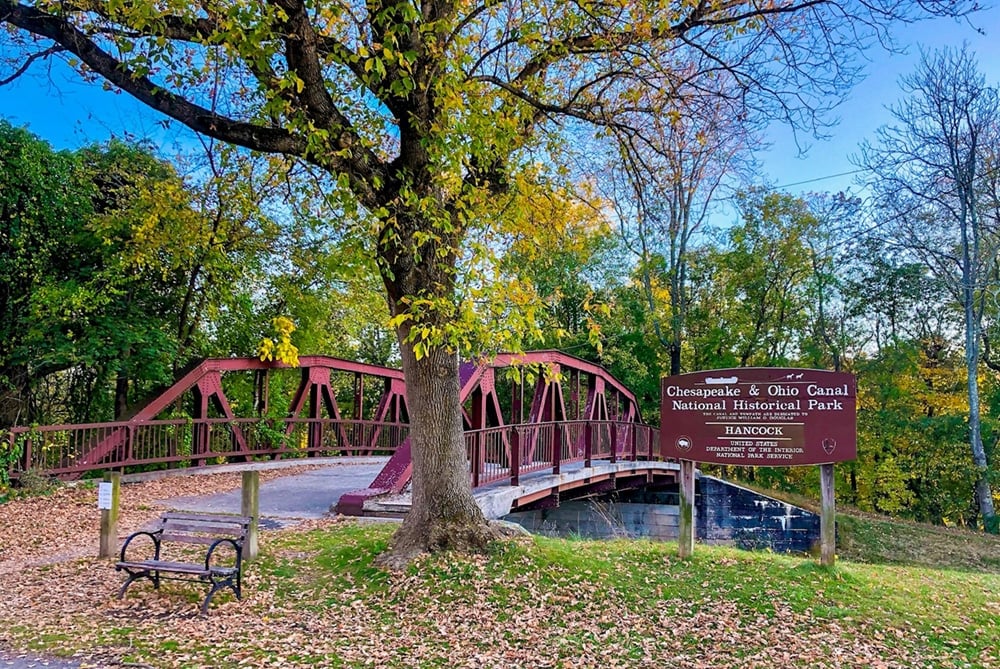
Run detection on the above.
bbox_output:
[660,368,857,466]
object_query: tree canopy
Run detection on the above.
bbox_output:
[0,0,982,559]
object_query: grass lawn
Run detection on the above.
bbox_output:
[1,517,997,668]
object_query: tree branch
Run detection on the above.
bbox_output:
[1,1,303,153]
[0,44,62,86]
[0,0,389,208]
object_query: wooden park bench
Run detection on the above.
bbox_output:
[115,512,251,614]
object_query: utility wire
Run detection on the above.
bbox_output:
[769,168,866,190]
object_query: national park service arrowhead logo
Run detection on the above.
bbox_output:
[676,435,693,452]
[822,438,836,455]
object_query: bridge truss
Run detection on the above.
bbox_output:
[5,351,663,511]
[336,351,659,514]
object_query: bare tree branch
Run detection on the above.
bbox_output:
[0,44,61,85]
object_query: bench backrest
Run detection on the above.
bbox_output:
[158,512,251,546]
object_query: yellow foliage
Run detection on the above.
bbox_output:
[257,316,299,367]
[257,337,275,361]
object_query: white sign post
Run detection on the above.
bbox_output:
[98,472,120,558]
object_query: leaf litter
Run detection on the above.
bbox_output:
[0,471,996,668]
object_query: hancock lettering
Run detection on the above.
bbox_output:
[722,425,784,436]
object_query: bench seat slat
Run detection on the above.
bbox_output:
[116,560,236,576]
[159,512,250,524]
[161,521,247,535]
[159,533,237,546]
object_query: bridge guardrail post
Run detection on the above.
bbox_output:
[630,422,637,461]
[124,424,133,464]
[511,428,520,486]
[607,422,618,464]
[24,431,33,471]
[584,422,592,468]
[472,431,482,488]
[552,422,560,475]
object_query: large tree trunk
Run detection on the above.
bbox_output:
[374,198,502,566]
[377,338,500,568]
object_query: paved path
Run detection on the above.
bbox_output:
[161,459,390,525]
[0,652,81,669]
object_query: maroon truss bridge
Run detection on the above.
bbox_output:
[5,351,670,515]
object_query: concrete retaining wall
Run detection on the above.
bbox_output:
[503,474,820,554]
[695,475,820,553]
[506,501,680,540]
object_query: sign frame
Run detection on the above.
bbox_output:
[660,367,856,466]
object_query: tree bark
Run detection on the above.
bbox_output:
[376,339,500,568]
[114,370,129,420]
[965,294,997,532]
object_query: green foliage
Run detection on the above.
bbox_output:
[0,123,307,427]
[0,121,95,425]
[0,430,22,496]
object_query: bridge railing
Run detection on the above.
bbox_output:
[4,418,410,479]
[5,417,657,486]
[465,420,661,487]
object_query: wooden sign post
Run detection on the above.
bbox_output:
[98,471,121,559]
[677,459,696,559]
[241,470,260,561]
[820,463,836,566]
[661,368,856,564]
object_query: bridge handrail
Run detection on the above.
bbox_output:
[5,416,662,486]
[5,417,411,479]
[465,419,661,488]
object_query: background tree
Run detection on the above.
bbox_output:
[794,192,865,373]
[600,86,757,375]
[859,45,1000,532]
[0,0,976,562]
[708,189,818,368]
[0,123,296,426]
[0,121,92,426]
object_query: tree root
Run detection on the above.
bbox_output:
[374,517,522,570]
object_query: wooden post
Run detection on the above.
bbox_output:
[678,459,696,559]
[820,463,836,567]
[99,471,121,559]
[242,470,260,561]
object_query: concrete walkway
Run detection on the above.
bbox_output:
[0,652,81,669]
[157,458,391,525]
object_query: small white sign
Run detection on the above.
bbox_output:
[97,482,114,510]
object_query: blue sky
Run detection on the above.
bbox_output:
[761,9,1000,198]
[1,8,998,201]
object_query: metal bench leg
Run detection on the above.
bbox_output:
[200,576,238,615]
[118,570,159,600]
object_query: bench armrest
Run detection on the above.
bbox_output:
[119,529,163,563]
[205,537,243,572]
